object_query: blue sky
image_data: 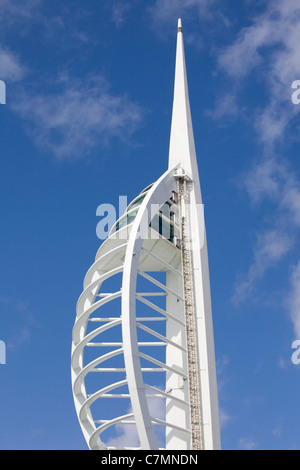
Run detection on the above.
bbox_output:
[1,0,300,450]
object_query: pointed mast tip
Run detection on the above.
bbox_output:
[178,18,183,33]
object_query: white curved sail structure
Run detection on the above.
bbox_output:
[71,19,221,451]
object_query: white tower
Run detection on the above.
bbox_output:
[71,19,221,451]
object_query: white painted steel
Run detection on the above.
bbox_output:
[72,18,221,451]
[72,169,186,450]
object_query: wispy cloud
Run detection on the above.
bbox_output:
[232,228,293,305]
[0,0,91,52]
[216,356,232,430]
[12,74,143,160]
[238,437,258,450]
[0,0,41,23]
[104,389,165,449]
[105,417,140,449]
[218,0,300,80]
[0,2,141,160]
[0,297,36,351]
[272,425,282,438]
[213,2,300,338]
[217,0,300,147]
[0,47,26,81]
[232,174,300,337]
[149,0,215,24]
[242,157,284,205]
[243,155,300,231]
[205,93,239,122]
[232,153,300,311]
[286,261,300,338]
[109,2,132,28]
[219,408,231,430]
[148,0,219,44]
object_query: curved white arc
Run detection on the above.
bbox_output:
[80,380,128,422]
[84,242,127,288]
[95,413,135,436]
[71,364,102,450]
[73,291,122,344]
[77,266,123,320]
[72,240,127,450]
[73,348,124,396]
[121,167,177,450]
[88,414,135,451]
[72,319,122,370]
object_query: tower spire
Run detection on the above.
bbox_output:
[72,19,221,452]
[168,19,199,182]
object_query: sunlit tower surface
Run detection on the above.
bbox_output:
[71,19,221,451]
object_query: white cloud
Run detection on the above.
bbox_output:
[218,1,300,80]
[281,183,300,228]
[0,0,40,21]
[205,94,239,122]
[277,356,288,369]
[215,356,232,430]
[0,0,41,16]
[219,408,231,429]
[148,0,217,41]
[0,1,91,51]
[105,419,140,449]
[272,425,282,438]
[149,0,214,24]
[218,21,272,80]
[217,0,300,146]
[233,151,300,315]
[148,0,230,54]
[254,107,291,148]
[0,4,143,160]
[243,155,300,229]
[238,437,258,450]
[110,2,131,28]
[0,297,37,350]
[243,158,282,205]
[104,388,165,449]
[216,355,230,393]
[287,261,300,338]
[12,74,143,160]
[0,47,25,81]
[232,228,293,305]
[241,155,294,204]
[218,2,300,317]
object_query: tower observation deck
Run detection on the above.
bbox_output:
[71,19,221,451]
